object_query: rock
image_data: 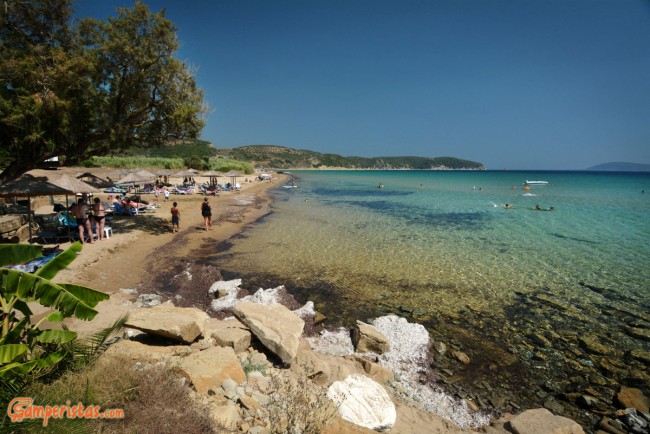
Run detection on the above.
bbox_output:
[616,387,650,413]
[314,311,327,325]
[529,332,552,347]
[598,417,627,434]
[125,304,208,343]
[625,327,650,342]
[136,293,162,307]
[208,278,242,297]
[578,335,610,355]
[433,341,447,354]
[622,408,649,432]
[326,374,396,431]
[349,356,395,384]
[233,301,304,365]
[177,346,246,395]
[628,349,650,364]
[211,404,241,430]
[352,321,390,354]
[543,398,565,414]
[103,339,194,361]
[508,408,585,434]
[204,318,252,353]
[452,351,471,365]
[578,394,600,409]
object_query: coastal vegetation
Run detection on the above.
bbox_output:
[224,145,484,170]
[0,0,207,183]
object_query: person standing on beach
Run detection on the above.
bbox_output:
[164,188,170,202]
[92,197,107,241]
[171,202,180,233]
[70,198,94,245]
[201,197,212,230]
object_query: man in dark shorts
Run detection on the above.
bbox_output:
[70,198,93,245]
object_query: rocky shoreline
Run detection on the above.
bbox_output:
[133,260,649,433]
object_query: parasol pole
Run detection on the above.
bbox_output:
[27,194,33,244]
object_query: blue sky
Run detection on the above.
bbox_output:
[75,0,650,170]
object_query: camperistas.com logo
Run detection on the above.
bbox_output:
[7,397,124,426]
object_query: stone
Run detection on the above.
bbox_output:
[211,405,241,430]
[628,349,650,364]
[125,304,208,343]
[314,311,327,325]
[625,327,650,342]
[452,351,471,365]
[529,332,552,347]
[616,387,650,413]
[350,356,395,384]
[103,339,194,361]
[177,346,246,395]
[233,301,304,365]
[327,374,396,432]
[578,335,610,355]
[433,341,447,354]
[598,417,627,434]
[352,321,390,354]
[508,408,584,434]
[204,317,252,353]
[208,278,242,297]
[136,293,162,307]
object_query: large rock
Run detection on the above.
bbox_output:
[210,404,241,430]
[125,303,208,343]
[616,387,650,413]
[326,374,396,432]
[204,317,252,353]
[233,301,304,365]
[508,408,584,434]
[103,339,195,362]
[352,321,390,354]
[177,346,246,395]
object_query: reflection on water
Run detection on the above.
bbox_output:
[217,170,650,427]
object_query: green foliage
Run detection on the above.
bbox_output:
[86,155,185,169]
[241,353,267,376]
[225,145,484,170]
[183,155,208,171]
[0,0,206,183]
[207,158,255,174]
[0,242,110,412]
[122,139,217,159]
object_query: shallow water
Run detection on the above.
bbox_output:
[217,170,650,426]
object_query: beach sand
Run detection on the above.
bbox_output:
[25,167,286,335]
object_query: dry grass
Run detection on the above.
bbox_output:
[267,367,339,434]
[16,355,217,434]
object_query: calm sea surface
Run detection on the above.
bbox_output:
[217,170,650,420]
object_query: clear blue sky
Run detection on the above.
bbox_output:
[75,0,650,170]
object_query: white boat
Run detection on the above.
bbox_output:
[524,180,548,185]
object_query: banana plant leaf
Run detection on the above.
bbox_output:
[35,329,77,344]
[0,344,28,364]
[34,242,82,280]
[0,269,106,321]
[0,245,43,267]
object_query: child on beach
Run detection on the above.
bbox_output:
[164,188,170,202]
[171,202,180,233]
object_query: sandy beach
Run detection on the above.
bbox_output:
[23,167,287,334]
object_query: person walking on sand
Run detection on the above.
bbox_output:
[164,188,170,202]
[201,197,212,230]
[70,198,94,245]
[171,202,180,233]
[92,197,107,241]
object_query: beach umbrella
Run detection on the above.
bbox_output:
[47,174,103,242]
[116,172,151,185]
[76,172,109,188]
[224,170,244,189]
[0,174,73,243]
[172,170,197,178]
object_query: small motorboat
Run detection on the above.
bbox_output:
[524,180,548,186]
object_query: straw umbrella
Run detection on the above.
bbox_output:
[201,170,224,187]
[224,170,244,190]
[0,174,73,243]
[48,174,103,241]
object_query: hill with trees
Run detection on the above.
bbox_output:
[222,145,484,170]
[586,162,650,172]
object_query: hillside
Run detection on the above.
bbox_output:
[222,145,484,170]
[587,162,650,172]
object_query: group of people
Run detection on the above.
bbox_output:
[69,197,107,245]
[169,197,213,233]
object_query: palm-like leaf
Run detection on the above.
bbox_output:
[0,245,43,267]
[0,344,28,364]
[0,269,106,321]
[34,242,82,280]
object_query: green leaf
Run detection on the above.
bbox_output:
[0,269,106,321]
[34,349,67,369]
[34,242,82,280]
[45,311,65,322]
[12,299,33,318]
[0,344,28,363]
[0,360,37,378]
[35,329,77,344]
[0,244,43,267]
[0,317,29,345]
[58,283,110,308]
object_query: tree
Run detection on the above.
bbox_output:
[0,0,207,183]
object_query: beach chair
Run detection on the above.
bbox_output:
[113,202,136,216]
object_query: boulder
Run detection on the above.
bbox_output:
[352,321,390,354]
[103,339,194,362]
[326,374,396,432]
[177,346,246,395]
[210,404,241,430]
[233,301,304,365]
[204,317,252,353]
[125,303,208,343]
[508,408,584,434]
[616,387,650,413]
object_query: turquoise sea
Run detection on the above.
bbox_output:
[217,170,650,423]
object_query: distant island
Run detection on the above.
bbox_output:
[222,145,485,170]
[586,162,650,172]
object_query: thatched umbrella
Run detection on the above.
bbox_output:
[224,170,244,190]
[116,172,152,185]
[0,174,73,243]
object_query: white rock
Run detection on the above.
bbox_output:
[326,374,396,431]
